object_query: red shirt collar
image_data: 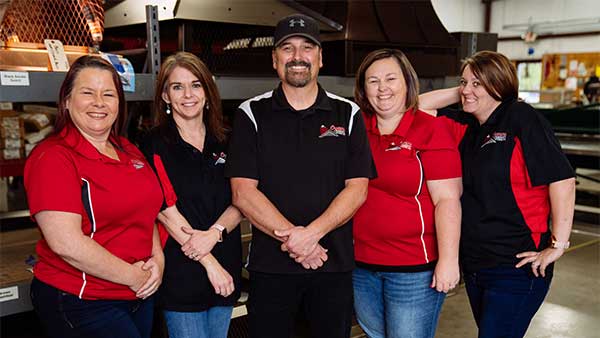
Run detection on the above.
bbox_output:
[365,108,416,138]
[59,123,122,162]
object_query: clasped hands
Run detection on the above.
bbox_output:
[274,226,328,270]
[180,226,219,261]
[178,226,234,297]
[130,255,164,300]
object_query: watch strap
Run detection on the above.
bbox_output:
[211,224,226,242]
[551,234,570,249]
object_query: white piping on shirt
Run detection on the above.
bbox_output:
[413,151,430,263]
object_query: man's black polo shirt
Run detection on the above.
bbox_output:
[225,83,376,274]
[440,99,574,273]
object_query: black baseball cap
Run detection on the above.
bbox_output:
[273,14,321,48]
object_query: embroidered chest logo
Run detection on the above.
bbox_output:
[319,125,346,138]
[481,132,507,148]
[212,152,227,165]
[385,141,412,152]
[130,159,145,170]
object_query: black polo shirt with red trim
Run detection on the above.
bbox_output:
[225,83,376,274]
[24,123,163,300]
[139,120,242,312]
[439,99,574,273]
[354,109,461,270]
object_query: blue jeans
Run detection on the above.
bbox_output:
[352,268,446,338]
[30,278,154,338]
[464,266,552,338]
[163,306,233,338]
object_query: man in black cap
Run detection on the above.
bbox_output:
[225,13,376,338]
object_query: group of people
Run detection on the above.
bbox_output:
[24,13,575,338]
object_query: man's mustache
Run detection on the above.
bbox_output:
[285,60,311,69]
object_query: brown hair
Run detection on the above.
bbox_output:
[354,49,420,116]
[154,52,225,142]
[460,51,518,101]
[55,55,127,147]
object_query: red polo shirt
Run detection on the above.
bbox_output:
[353,109,461,269]
[24,124,163,300]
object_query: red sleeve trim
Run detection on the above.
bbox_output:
[153,154,177,207]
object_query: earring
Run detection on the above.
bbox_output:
[205,102,210,110]
[166,103,171,115]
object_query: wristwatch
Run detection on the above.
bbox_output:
[550,234,570,249]
[211,224,227,243]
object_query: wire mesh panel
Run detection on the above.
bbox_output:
[0,0,104,47]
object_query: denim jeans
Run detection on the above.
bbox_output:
[464,266,552,338]
[163,306,233,338]
[30,278,154,338]
[352,268,446,338]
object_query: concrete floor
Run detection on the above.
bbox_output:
[436,223,600,338]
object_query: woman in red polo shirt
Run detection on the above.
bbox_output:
[24,56,164,338]
[352,49,463,338]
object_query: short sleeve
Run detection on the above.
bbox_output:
[437,107,470,145]
[138,134,175,211]
[224,108,259,179]
[345,111,377,179]
[24,145,82,217]
[515,104,575,186]
[421,118,462,181]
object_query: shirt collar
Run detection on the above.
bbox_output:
[60,123,125,162]
[272,82,333,114]
[60,123,104,160]
[166,117,216,151]
[365,108,416,138]
[482,99,515,127]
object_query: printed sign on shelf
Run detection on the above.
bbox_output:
[0,286,19,303]
[0,71,30,86]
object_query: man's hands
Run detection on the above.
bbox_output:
[274,226,328,270]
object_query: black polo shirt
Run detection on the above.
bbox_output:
[225,83,376,274]
[139,120,242,312]
[440,99,574,273]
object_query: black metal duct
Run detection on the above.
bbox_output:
[298,0,461,77]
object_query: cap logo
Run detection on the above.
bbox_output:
[289,18,305,27]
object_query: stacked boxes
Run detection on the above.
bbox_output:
[0,111,25,160]
[0,105,55,160]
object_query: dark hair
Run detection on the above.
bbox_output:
[460,51,518,101]
[154,52,226,142]
[354,49,420,116]
[56,55,127,146]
